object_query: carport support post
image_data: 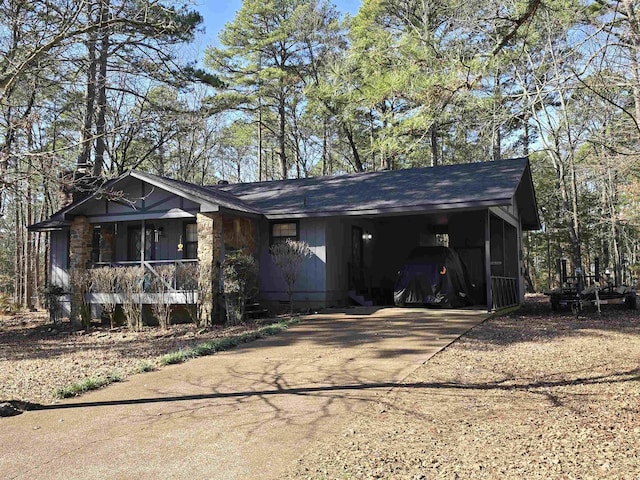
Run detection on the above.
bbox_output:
[485,211,492,312]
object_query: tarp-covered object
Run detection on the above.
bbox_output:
[394,246,475,308]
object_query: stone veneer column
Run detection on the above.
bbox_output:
[69,216,93,325]
[197,213,222,325]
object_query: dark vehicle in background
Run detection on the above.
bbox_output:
[394,246,475,308]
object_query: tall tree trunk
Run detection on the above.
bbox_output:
[79,1,98,170]
[93,0,109,177]
[607,162,622,284]
[14,198,22,305]
[278,89,287,179]
[258,101,263,181]
[26,170,34,309]
[622,0,640,137]
[523,111,530,157]
[492,69,502,162]
[429,122,438,167]
[322,119,328,176]
[568,157,582,271]
[343,123,363,172]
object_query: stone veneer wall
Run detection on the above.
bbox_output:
[69,216,93,324]
[197,213,258,325]
[197,213,223,325]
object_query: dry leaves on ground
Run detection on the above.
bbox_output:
[286,296,640,479]
[0,313,264,405]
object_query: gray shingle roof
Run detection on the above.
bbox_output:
[131,171,262,215]
[211,158,539,228]
[30,158,540,231]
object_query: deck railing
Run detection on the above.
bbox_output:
[92,259,198,292]
[490,276,519,310]
[89,260,198,304]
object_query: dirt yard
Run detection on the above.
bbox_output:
[285,296,640,479]
[0,314,267,405]
[2,297,639,479]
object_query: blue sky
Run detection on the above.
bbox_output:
[196,1,362,46]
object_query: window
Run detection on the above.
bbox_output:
[128,225,155,261]
[91,226,101,263]
[270,221,299,245]
[184,222,198,259]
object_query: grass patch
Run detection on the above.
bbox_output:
[53,316,300,399]
[135,361,157,374]
[158,316,300,366]
[159,349,195,366]
[56,372,123,399]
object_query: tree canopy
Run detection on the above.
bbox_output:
[1,0,639,306]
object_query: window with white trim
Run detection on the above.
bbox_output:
[270,221,299,245]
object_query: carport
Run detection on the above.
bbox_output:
[216,158,540,312]
[326,159,540,311]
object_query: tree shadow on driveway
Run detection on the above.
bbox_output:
[8,365,638,414]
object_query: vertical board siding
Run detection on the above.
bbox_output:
[50,230,69,290]
[325,218,347,294]
[258,218,327,303]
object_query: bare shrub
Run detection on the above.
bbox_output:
[39,285,65,324]
[90,267,118,329]
[176,262,198,324]
[270,240,312,314]
[222,251,258,325]
[197,260,216,328]
[150,264,176,330]
[116,266,144,331]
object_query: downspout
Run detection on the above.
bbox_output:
[485,211,492,312]
[219,219,225,295]
[140,218,145,323]
[140,180,146,325]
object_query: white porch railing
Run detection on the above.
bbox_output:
[89,259,198,304]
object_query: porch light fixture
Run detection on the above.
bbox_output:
[362,232,373,241]
[154,227,164,243]
[177,234,184,253]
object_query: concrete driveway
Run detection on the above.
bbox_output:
[0,307,488,480]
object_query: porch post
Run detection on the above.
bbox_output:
[485,211,492,312]
[140,219,146,265]
[140,219,145,317]
[197,213,222,326]
[69,216,93,326]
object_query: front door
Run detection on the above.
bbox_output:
[351,226,364,289]
[128,225,155,261]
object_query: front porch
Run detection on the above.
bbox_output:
[64,201,257,325]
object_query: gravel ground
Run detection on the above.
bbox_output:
[285,296,640,479]
[0,314,269,405]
